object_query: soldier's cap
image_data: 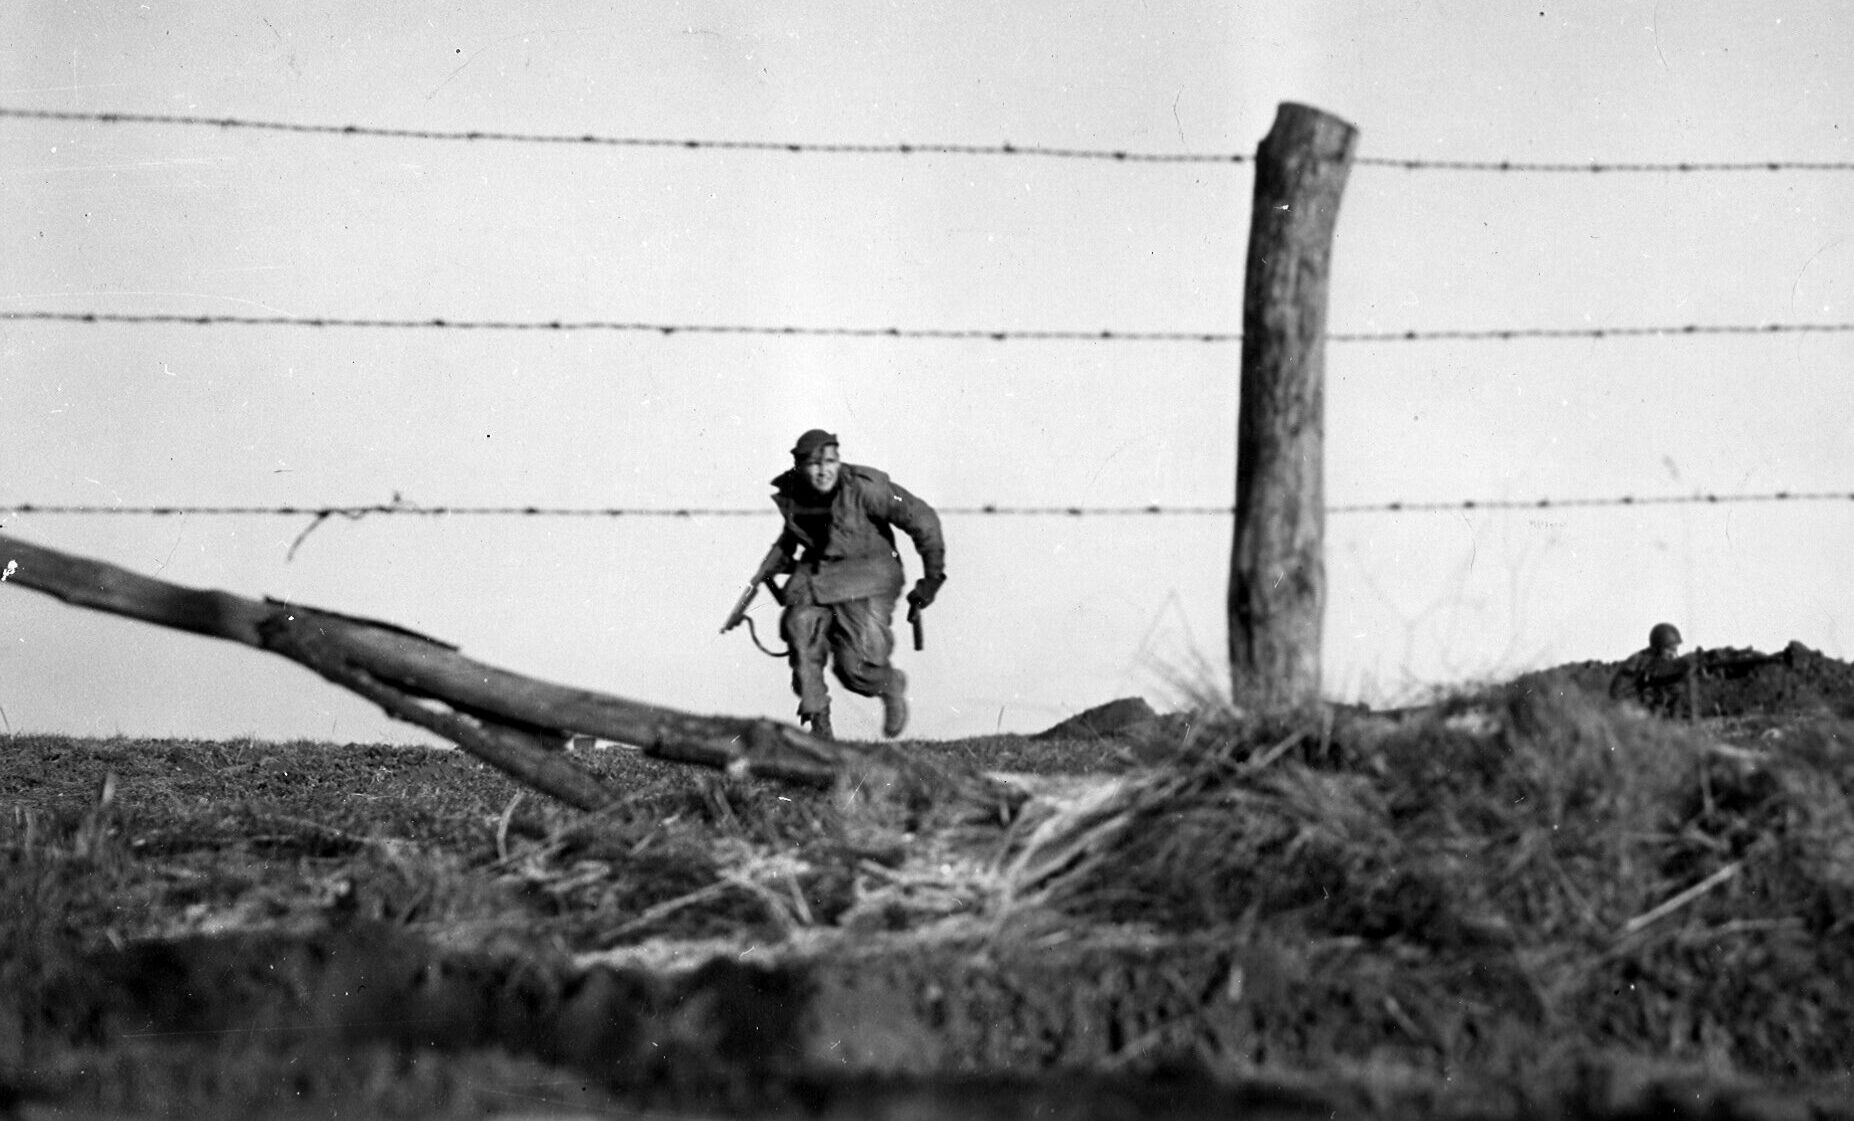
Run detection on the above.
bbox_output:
[791,428,839,461]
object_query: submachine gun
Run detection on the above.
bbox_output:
[721,544,929,654]
[720,545,791,658]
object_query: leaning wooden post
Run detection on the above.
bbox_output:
[1228,102,1357,711]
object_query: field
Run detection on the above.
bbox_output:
[7,645,1854,1120]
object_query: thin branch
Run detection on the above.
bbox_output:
[1619,862,1741,938]
[2,530,1022,824]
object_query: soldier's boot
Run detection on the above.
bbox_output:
[803,707,834,741]
[880,669,909,739]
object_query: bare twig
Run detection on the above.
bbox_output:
[482,797,634,873]
[1619,862,1742,938]
[258,812,379,850]
[1673,917,1803,946]
[598,881,734,943]
[287,493,423,562]
[1246,730,1307,772]
[286,510,337,562]
[76,769,118,859]
[495,792,524,864]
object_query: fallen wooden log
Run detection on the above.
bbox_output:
[1,532,999,814]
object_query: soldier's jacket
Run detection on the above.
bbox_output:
[766,463,945,605]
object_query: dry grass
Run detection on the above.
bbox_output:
[8,685,1854,1118]
[993,680,1854,1086]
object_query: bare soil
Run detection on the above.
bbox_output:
[7,644,1854,1119]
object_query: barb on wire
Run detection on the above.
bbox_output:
[9,491,1853,521]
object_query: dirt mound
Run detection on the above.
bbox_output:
[13,695,1854,1119]
[1035,697,1159,739]
[15,917,1404,1118]
[998,687,1854,1084]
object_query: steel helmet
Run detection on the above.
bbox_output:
[1649,622,1683,651]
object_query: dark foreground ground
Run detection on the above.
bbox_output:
[6,643,1854,1120]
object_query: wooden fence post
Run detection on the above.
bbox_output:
[1228,102,1357,711]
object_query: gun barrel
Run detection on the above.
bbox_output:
[1700,652,1783,678]
[721,582,759,633]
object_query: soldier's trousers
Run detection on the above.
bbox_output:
[780,581,901,718]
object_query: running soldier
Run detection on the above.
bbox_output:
[728,429,945,740]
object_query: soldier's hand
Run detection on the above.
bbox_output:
[906,575,944,611]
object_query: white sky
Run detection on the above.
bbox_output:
[3,2,1851,744]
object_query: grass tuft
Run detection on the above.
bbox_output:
[994,681,1854,1079]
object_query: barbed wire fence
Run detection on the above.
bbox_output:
[5,103,1850,530]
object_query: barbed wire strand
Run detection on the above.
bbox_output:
[8,106,1854,173]
[0,107,1245,165]
[6,310,1854,344]
[0,310,1239,343]
[7,492,1851,522]
[1350,155,1854,173]
[1329,323,1854,343]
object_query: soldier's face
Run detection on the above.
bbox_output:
[801,447,841,495]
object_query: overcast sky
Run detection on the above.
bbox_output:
[3,2,1851,744]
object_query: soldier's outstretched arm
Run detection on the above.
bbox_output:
[879,481,946,584]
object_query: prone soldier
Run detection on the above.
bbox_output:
[1609,622,1694,715]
